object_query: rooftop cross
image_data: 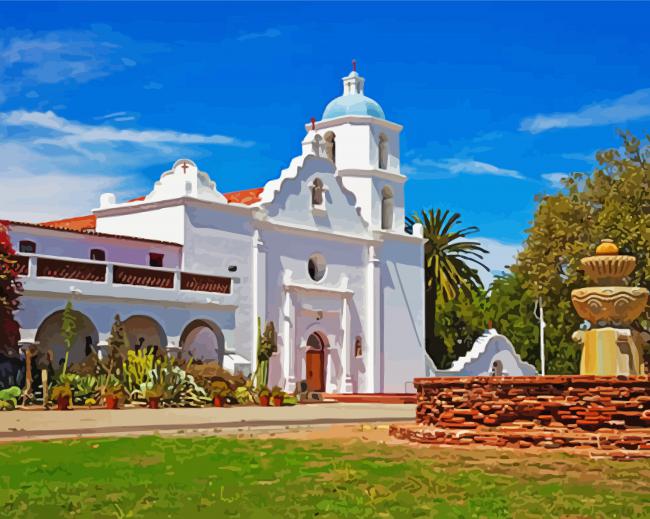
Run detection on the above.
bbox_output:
[352,59,356,72]
[180,160,190,174]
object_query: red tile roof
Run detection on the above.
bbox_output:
[40,214,97,231]
[223,187,264,205]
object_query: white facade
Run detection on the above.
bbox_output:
[7,68,427,393]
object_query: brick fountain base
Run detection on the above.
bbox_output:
[389,375,650,459]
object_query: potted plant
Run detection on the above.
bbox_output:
[145,384,164,409]
[102,383,124,410]
[211,381,231,407]
[51,384,73,411]
[258,386,271,407]
[271,386,284,407]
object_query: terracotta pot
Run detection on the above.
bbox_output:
[213,396,224,407]
[147,397,160,409]
[259,394,270,407]
[56,396,70,411]
[105,395,119,410]
[272,395,284,407]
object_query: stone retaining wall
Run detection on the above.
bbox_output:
[390,375,650,455]
[415,375,650,430]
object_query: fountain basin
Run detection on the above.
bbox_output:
[580,254,636,285]
[571,286,648,325]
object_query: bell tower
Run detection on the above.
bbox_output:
[301,62,407,232]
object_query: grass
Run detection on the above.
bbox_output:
[0,435,648,518]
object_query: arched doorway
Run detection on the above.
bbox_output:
[180,319,225,364]
[305,332,327,392]
[123,315,167,353]
[35,310,99,368]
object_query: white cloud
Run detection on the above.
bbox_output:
[0,25,164,102]
[541,172,568,188]
[0,110,253,221]
[408,157,524,180]
[476,237,520,288]
[520,88,650,133]
[237,28,281,41]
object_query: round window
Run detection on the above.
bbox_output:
[308,254,327,282]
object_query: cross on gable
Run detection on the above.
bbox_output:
[180,160,190,173]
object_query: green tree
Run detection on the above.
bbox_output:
[406,209,488,361]
[512,130,650,373]
[486,273,541,370]
[60,300,77,375]
[434,288,488,368]
[0,221,22,357]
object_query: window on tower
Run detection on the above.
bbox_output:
[378,134,388,170]
[381,186,394,230]
[324,132,336,165]
[311,178,324,207]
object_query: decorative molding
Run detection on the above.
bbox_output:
[337,168,407,183]
[305,115,403,133]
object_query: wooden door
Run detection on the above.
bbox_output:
[306,349,324,392]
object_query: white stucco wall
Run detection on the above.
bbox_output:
[379,236,426,392]
[182,203,254,359]
[95,203,186,246]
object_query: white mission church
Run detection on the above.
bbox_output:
[7,66,429,393]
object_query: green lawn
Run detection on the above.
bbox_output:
[0,435,648,518]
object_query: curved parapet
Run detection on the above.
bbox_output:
[436,329,537,377]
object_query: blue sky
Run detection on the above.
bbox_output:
[2,2,650,280]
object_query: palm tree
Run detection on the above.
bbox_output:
[406,209,488,362]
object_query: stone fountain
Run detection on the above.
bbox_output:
[571,239,649,376]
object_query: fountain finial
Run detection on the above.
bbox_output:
[595,238,619,255]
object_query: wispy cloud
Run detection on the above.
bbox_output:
[407,157,524,180]
[561,151,598,163]
[541,172,568,188]
[476,237,520,288]
[1,110,254,148]
[0,110,253,221]
[94,111,138,123]
[520,88,650,134]
[237,28,281,41]
[143,81,162,90]
[0,25,164,103]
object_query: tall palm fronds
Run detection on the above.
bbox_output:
[406,209,488,360]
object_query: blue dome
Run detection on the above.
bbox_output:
[322,94,386,120]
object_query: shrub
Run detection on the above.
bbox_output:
[234,386,254,405]
[57,373,100,405]
[50,384,72,402]
[184,361,247,391]
[0,386,21,410]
